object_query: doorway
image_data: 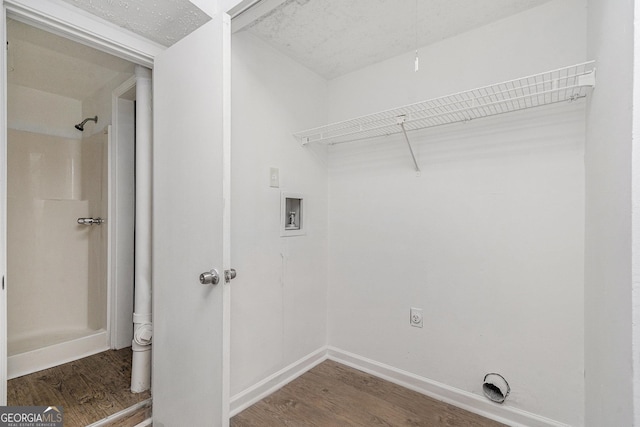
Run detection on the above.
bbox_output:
[4,16,145,420]
[0,3,231,425]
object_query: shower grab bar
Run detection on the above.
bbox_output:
[77,217,105,225]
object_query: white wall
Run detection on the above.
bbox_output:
[327,0,587,120]
[192,0,216,17]
[585,0,635,425]
[327,0,586,425]
[230,32,329,396]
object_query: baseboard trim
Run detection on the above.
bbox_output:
[8,330,109,379]
[230,346,569,427]
[326,346,570,427]
[86,398,152,427]
[230,347,328,417]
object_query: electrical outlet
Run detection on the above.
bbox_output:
[410,307,423,328]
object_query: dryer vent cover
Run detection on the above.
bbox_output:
[482,373,510,404]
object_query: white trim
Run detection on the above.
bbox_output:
[221,12,232,427]
[109,78,136,350]
[229,347,327,417]
[0,4,7,406]
[8,331,109,379]
[632,0,640,422]
[231,345,570,426]
[112,76,137,98]
[106,124,112,348]
[4,0,163,68]
[327,346,570,427]
[85,398,151,427]
[229,0,287,33]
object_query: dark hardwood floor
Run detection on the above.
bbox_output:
[8,350,506,426]
[7,348,151,427]
[231,360,507,427]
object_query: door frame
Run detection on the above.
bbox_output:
[0,1,160,404]
[109,76,137,350]
[0,0,235,415]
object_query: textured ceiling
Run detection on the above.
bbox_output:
[58,0,211,47]
[7,19,135,100]
[246,0,553,79]
[7,0,556,99]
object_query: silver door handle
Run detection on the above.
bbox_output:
[77,217,105,225]
[224,268,237,283]
[200,269,220,285]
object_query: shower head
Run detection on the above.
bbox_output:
[75,116,98,131]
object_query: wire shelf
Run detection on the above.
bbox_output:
[294,61,595,147]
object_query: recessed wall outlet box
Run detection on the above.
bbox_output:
[281,192,305,237]
[410,307,423,328]
[270,167,279,188]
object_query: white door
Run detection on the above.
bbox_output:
[152,13,231,426]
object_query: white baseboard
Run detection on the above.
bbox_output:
[8,330,109,379]
[230,346,569,427]
[86,399,151,427]
[230,347,328,417]
[326,347,570,427]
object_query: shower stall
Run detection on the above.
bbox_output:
[6,117,110,379]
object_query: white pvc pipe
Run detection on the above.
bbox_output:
[131,65,152,393]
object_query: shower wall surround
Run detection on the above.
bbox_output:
[6,84,108,376]
[8,130,89,344]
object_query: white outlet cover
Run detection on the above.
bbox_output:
[410,307,423,328]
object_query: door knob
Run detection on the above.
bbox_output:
[224,268,237,283]
[199,269,220,285]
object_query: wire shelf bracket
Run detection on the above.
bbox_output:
[293,61,596,171]
[397,115,420,172]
